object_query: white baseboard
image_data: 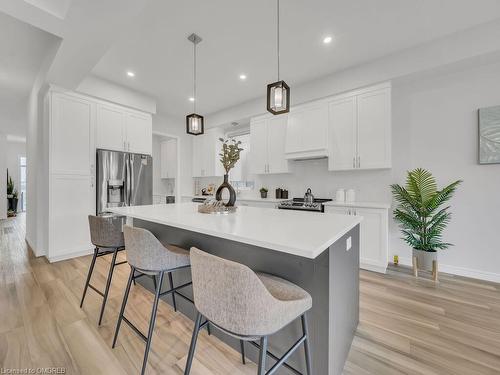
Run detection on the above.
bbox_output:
[48,248,93,263]
[360,261,388,274]
[398,256,500,283]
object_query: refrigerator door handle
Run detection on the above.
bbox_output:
[125,155,131,206]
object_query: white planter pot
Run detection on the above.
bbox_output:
[413,249,437,271]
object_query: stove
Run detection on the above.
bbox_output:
[277,198,332,212]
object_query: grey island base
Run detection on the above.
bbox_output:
[110,204,360,375]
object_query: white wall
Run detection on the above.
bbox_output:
[6,141,26,212]
[0,134,6,219]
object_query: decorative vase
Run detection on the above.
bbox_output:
[215,174,236,207]
[412,249,437,271]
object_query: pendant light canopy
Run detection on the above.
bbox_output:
[186,33,204,135]
[267,0,290,115]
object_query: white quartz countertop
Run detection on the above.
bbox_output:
[182,194,288,203]
[323,201,391,209]
[109,203,362,259]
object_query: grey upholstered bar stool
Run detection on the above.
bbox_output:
[80,215,127,325]
[112,225,193,375]
[185,247,313,375]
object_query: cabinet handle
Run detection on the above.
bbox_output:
[357,156,360,168]
[347,209,351,215]
[352,157,355,168]
[123,141,126,150]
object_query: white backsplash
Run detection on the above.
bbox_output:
[195,158,393,202]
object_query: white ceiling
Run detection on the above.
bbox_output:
[92,0,500,118]
[0,11,60,136]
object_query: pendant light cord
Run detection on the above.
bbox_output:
[277,0,280,82]
[193,40,197,113]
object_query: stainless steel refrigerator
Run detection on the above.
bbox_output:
[96,149,153,215]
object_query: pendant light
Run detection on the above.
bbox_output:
[267,0,290,115]
[186,33,204,135]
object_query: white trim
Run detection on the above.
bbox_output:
[360,260,388,274]
[48,248,93,263]
[153,130,181,203]
[398,257,500,283]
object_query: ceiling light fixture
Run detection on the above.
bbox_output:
[239,74,247,80]
[189,97,195,102]
[127,71,135,77]
[266,0,289,115]
[323,36,333,44]
[186,33,204,136]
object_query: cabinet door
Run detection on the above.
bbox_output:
[357,88,391,169]
[161,139,177,179]
[192,135,205,177]
[51,93,94,175]
[96,104,125,152]
[356,207,388,272]
[328,96,357,171]
[324,206,349,215]
[286,103,328,154]
[125,113,152,155]
[267,115,289,174]
[49,174,94,259]
[249,119,268,174]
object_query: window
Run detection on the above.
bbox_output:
[19,156,26,212]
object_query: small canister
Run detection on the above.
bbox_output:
[275,188,282,199]
[335,189,345,202]
[282,189,289,199]
[346,189,356,203]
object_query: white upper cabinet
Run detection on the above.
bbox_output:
[192,128,225,177]
[249,119,268,174]
[285,102,329,160]
[125,112,153,155]
[96,103,152,155]
[357,88,391,169]
[328,83,391,171]
[50,92,94,175]
[249,115,289,174]
[328,97,357,170]
[160,139,177,179]
[96,104,125,152]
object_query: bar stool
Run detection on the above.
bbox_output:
[112,225,194,375]
[185,247,313,375]
[80,215,127,325]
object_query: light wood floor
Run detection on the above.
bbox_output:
[1,214,500,374]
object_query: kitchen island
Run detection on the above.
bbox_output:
[109,203,361,375]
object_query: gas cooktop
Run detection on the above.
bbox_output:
[277,198,333,212]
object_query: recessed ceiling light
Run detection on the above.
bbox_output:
[189,97,195,102]
[127,71,135,77]
[239,74,247,80]
[323,36,333,44]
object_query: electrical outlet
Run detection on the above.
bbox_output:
[346,236,352,251]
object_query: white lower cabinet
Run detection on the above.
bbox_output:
[325,205,389,273]
[49,174,94,261]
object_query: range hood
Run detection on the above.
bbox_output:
[285,148,329,160]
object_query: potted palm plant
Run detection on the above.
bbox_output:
[391,168,461,271]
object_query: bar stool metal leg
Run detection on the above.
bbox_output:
[112,266,135,349]
[141,271,164,375]
[240,340,246,365]
[80,248,98,308]
[301,313,312,375]
[184,312,203,375]
[167,272,177,312]
[257,336,268,375]
[98,248,118,325]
